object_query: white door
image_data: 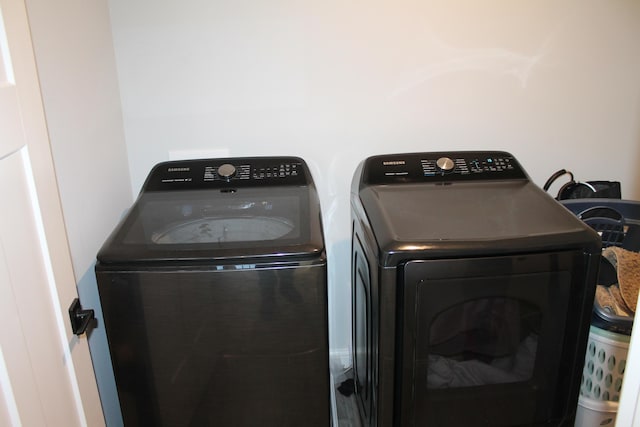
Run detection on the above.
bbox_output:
[0,0,104,425]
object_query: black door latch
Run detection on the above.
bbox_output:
[68,298,95,336]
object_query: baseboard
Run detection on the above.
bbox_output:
[330,348,352,372]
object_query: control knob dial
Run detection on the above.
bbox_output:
[436,157,455,172]
[217,163,237,181]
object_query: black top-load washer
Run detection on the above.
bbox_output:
[96,157,330,427]
[351,151,601,426]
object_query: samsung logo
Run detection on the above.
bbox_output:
[168,167,190,172]
[383,160,405,166]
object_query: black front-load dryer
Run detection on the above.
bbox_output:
[96,157,330,427]
[351,151,601,427]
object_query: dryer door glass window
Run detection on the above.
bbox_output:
[426,297,541,389]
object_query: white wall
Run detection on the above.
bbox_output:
[108,0,640,360]
[24,1,132,425]
[16,0,639,425]
[24,0,132,275]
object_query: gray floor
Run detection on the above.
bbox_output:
[332,367,362,427]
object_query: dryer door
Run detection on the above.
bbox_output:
[399,251,596,426]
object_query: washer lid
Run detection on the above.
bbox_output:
[97,157,324,264]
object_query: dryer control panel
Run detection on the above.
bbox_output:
[142,157,309,191]
[361,151,528,185]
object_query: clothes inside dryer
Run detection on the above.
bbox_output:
[427,297,540,389]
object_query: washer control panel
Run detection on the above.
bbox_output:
[362,151,527,185]
[143,157,308,191]
[203,162,303,182]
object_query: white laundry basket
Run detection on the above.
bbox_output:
[575,396,617,427]
[575,325,630,426]
[560,200,639,427]
[580,326,630,401]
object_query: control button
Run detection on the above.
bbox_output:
[204,166,215,181]
[217,163,236,180]
[436,157,455,172]
[421,159,437,176]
